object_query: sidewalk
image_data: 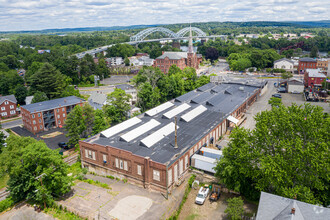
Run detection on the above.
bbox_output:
[0,116,21,123]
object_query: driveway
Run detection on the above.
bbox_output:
[0,203,55,220]
[59,174,187,220]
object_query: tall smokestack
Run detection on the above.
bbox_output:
[174,116,178,148]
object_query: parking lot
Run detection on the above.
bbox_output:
[58,174,187,220]
[10,126,69,152]
[101,75,134,85]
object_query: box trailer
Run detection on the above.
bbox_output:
[191,154,217,173]
[200,147,223,160]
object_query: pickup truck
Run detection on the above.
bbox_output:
[195,186,209,205]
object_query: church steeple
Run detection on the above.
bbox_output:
[188,25,193,54]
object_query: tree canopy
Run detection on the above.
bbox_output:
[215,103,330,206]
[0,135,71,204]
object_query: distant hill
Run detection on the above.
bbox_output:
[0,21,328,34]
[285,20,330,28]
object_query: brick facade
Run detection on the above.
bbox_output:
[298,60,317,73]
[0,99,17,119]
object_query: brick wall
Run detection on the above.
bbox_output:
[0,100,17,119]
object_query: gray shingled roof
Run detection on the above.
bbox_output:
[274,58,294,64]
[0,95,17,105]
[256,192,330,220]
[156,52,188,60]
[300,57,317,62]
[22,96,84,113]
[116,84,135,91]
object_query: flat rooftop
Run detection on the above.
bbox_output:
[84,81,264,166]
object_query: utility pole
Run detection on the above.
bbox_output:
[174,117,178,149]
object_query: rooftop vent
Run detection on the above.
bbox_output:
[291,208,295,215]
[239,87,244,91]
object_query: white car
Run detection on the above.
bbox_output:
[195,186,209,205]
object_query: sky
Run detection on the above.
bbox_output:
[0,0,329,32]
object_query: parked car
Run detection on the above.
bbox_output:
[58,142,69,149]
[195,186,210,205]
[272,94,282,98]
[277,87,286,93]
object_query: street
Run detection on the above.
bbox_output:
[0,118,23,129]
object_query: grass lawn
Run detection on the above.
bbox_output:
[0,174,9,189]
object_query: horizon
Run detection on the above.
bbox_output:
[0,0,329,32]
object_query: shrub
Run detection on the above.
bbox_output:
[225,197,244,220]
[0,197,14,212]
[106,175,115,180]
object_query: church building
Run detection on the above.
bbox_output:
[153,27,202,73]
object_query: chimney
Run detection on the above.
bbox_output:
[291,208,295,215]
[174,117,178,149]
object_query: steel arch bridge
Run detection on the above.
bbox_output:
[130,27,207,42]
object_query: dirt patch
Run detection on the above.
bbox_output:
[178,188,258,220]
[41,131,63,138]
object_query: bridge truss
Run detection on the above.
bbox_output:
[130,27,207,42]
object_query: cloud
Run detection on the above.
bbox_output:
[0,0,329,31]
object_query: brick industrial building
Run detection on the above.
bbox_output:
[0,95,18,119]
[153,27,202,73]
[21,96,84,134]
[298,57,317,73]
[304,69,327,87]
[80,80,267,193]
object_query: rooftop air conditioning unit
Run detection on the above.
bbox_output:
[239,87,244,91]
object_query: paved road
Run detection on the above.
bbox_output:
[242,80,276,130]
[0,119,23,129]
[0,203,55,220]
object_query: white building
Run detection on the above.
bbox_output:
[273,58,295,72]
[115,84,138,105]
[129,56,154,67]
[106,57,123,66]
[287,79,304,94]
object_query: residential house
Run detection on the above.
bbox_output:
[256,192,329,220]
[115,84,137,105]
[304,69,326,87]
[0,95,18,119]
[287,79,304,93]
[88,92,108,110]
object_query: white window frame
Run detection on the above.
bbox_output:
[115,158,119,168]
[58,120,61,124]
[32,114,35,118]
[88,150,92,159]
[119,160,124,169]
[179,159,183,175]
[38,113,41,117]
[39,125,43,129]
[185,155,189,170]
[10,110,16,115]
[33,120,36,124]
[92,151,96,160]
[63,113,65,117]
[124,161,128,171]
[102,154,107,163]
[34,126,37,131]
[57,115,60,119]
[1,112,7,116]
[10,105,14,109]
[137,165,142,175]
[85,149,88,158]
[153,170,160,181]
[62,107,65,111]
[4,101,8,105]
[1,107,5,111]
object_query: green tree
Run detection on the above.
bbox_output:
[82,104,95,138]
[65,105,85,146]
[14,85,28,105]
[32,91,49,104]
[30,63,67,99]
[25,62,43,84]
[103,88,132,123]
[0,70,24,95]
[281,71,293,79]
[137,82,160,112]
[96,58,110,79]
[268,97,282,108]
[310,46,318,58]
[225,197,244,220]
[124,57,130,66]
[0,135,71,204]
[215,104,330,205]
[92,109,109,135]
[0,123,5,154]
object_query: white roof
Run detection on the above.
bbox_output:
[120,119,160,142]
[192,154,217,164]
[200,147,223,156]
[227,115,239,124]
[145,102,174,117]
[181,105,207,122]
[101,117,141,138]
[140,122,178,148]
[307,69,326,78]
[163,103,191,119]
